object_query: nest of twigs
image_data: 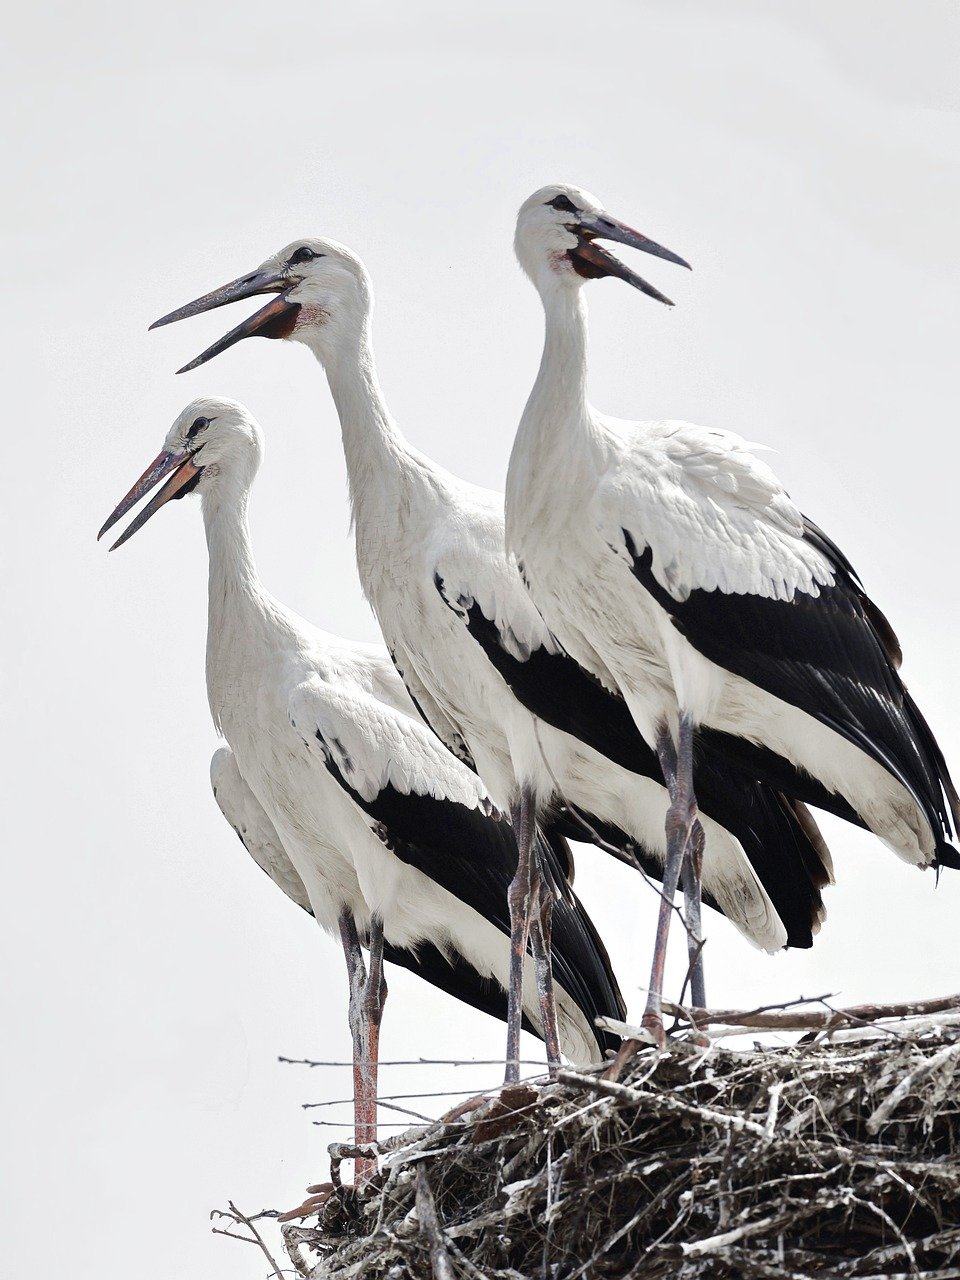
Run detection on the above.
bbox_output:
[275,995,960,1279]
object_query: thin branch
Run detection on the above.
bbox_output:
[659,992,960,1031]
[867,1038,960,1133]
[210,1202,285,1280]
[279,1055,547,1068]
[415,1164,457,1280]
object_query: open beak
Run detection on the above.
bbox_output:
[98,449,202,550]
[150,269,301,373]
[569,212,690,306]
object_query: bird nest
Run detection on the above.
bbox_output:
[237,995,960,1280]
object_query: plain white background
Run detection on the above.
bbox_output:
[3,2,958,1275]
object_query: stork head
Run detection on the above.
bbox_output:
[514,183,690,305]
[98,397,264,550]
[151,239,372,373]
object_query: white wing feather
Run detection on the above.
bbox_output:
[433,486,558,662]
[390,640,477,765]
[209,746,313,914]
[288,679,492,812]
[598,420,834,601]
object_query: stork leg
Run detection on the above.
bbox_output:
[360,914,387,1162]
[528,855,561,1073]
[505,785,536,1084]
[653,723,707,1013]
[639,713,699,1049]
[681,822,707,1012]
[338,911,386,1185]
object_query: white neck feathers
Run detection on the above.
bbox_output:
[506,286,596,552]
[300,325,441,580]
[202,481,273,729]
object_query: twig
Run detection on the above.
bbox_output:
[416,1164,457,1280]
[279,1055,546,1068]
[277,1021,960,1279]
[212,1202,285,1280]
[557,1068,768,1136]
[867,1038,960,1133]
[680,1211,789,1257]
[661,992,960,1031]
[313,1098,434,1124]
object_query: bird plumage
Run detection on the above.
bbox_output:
[506,182,958,875]
[211,745,624,1054]
[153,241,839,956]
[107,397,623,1065]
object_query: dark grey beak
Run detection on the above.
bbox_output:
[151,269,288,329]
[98,448,202,550]
[583,213,691,270]
[569,213,690,306]
[150,269,301,373]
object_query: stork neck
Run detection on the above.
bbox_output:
[526,287,590,426]
[311,327,415,522]
[203,486,260,607]
[202,484,276,726]
[505,287,599,556]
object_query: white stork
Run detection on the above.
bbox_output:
[504,183,959,1043]
[149,247,836,1070]
[98,397,627,1178]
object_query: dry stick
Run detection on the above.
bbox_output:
[661,992,960,1031]
[721,1250,960,1280]
[858,1227,960,1271]
[415,1164,457,1280]
[304,1087,507,1106]
[211,1227,260,1244]
[279,1055,546,1068]
[565,1169,691,1280]
[867,1038,960,1133]
[312,1118,436,1128]
[668,992,836,1027]
[280,1224,317,1278]
[619,1010,960,1047]
[680,1211,793,1258]
[557,1068,768,1136]
[216,1202,285,1280]
[845,1191,918,1275]
[810,996,907,1045]
[313,1098,435,1124]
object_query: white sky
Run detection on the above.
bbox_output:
[3,2,959,1276]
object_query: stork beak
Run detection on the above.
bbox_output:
[98,449,202,550]
[150,269,301,373]
[569,212,690,306]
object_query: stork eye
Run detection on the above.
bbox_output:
[289,246,320,265]
[187,415,209,440]
[547,194,579,214]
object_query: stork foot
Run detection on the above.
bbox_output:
[277,1186,336,1222]
[602,1029,663,1081]
[641,1010,668,1050]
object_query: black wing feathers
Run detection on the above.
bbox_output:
[536,824,626,1051]
[625,527,958,855]
[456,595,830,945]
[321,756,624,1054]
[459,599,661,778]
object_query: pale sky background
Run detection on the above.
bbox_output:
[3,2,959,1276]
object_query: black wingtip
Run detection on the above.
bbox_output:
[934,842,960,871]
